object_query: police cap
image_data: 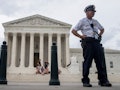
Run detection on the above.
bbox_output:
[84,5,96,12]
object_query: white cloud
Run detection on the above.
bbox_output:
[0,0,120,50]
[0,14,17,39]
[0,37,4,45]
[103,27,120,50]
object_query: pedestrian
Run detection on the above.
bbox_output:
[72,5,112,87]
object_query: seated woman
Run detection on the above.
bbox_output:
[42,61,61,75]
[36,61,44,74]
[41,62,50,75]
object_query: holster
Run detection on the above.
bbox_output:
[98,36,102,42]
[80,39,86,48]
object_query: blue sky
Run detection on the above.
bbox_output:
[0,0,120,50]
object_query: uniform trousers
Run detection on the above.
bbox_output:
[81,37,108,83]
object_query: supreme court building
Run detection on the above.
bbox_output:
[3,14,72,74]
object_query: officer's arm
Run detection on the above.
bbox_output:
[71,29,86,39]
[99,29,104,36]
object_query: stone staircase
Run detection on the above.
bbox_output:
[7,67,120,83]
[7,73,81,83]
[7,73,120,83]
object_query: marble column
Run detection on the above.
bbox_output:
[4,32,9,66]
[39,33,44,66]
[11,33,17,68]
[65,34,70,67]
[29,33,34,68]
[20,33,26,68]
[48,33,52,69]
[57,34,61,67]
[4,32,8,45]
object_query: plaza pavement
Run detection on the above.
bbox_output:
[0,82,120,90]
[0,74,120,90]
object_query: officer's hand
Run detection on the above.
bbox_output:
[80,35,87,39]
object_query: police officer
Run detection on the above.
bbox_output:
[72,5,112,87]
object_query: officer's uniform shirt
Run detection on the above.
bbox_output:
[73,18,104,38]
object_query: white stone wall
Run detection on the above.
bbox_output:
[104,49,120,74]
[70,48,120,74]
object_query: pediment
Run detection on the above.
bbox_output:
[3,14,71,27]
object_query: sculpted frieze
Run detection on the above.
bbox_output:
[9,17,65,26]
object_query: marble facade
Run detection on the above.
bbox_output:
[3,14,72,74]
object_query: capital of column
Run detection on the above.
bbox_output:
[30,33,34,36]
[21,33,26,35]
[12,32,17,36]
[40,33,44,35]
[49,33,53,36]
[21,33,26,38]
[57,33,61,36]
[40,33,44,38]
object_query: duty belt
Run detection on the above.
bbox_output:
[82,37,99,42]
